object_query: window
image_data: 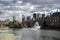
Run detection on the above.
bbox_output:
[53,20,54,22]
[50,20,51,22]
[55,20,56,22]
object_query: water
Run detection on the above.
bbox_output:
[13,28,60,40]
[0,27,15,40]
[0,23,60,40]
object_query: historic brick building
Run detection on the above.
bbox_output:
[46,12,60,27]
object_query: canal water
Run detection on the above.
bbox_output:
[13,28,60,40]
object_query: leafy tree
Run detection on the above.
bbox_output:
[8,20,27,29]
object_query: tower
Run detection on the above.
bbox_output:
[36,13,40,19]
[27,16,31,21]
[42,14,45,18]
[33,13,36,20]
[22,15,25,22]
[13,16,16,21]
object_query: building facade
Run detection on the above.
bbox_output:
[46,12,60,27]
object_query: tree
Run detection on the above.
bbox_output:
[8,20,27,29]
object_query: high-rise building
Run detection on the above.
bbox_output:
[13,16,16,21]
[33,13,36,19]
[42,14,45,17]
[26,16,31,21]
[36,13,40,19]
[22,15,25,22]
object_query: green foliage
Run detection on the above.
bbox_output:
[8,20,27,29]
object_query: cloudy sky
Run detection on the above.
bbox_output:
[0,0,60,21]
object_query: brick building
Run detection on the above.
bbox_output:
[46,12,60,27]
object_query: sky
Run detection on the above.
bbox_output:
[0,0,60,21]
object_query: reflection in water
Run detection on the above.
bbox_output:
[13,28,60,40]
[39,36,60,40]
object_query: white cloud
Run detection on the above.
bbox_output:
[0,0,60,21]
[50,9,60,13]
[0,0,13,1]
[17,1,23,4]
[0,2,37,22]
